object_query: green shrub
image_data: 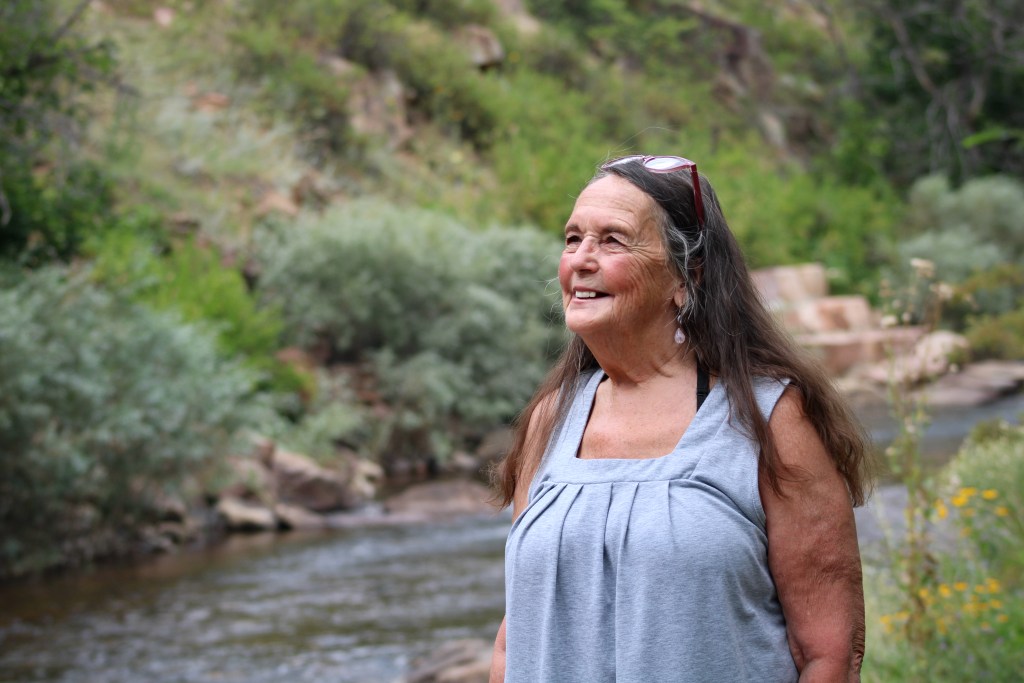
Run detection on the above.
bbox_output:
[87,229,305,393]
[946,421,1024,584]
[0,267,264,577]
[256,200,562,461]
[892,174,1024,325]
[965,308,1024,360]
[864,421,1024,680]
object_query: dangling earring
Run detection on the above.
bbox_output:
[674,309,686,345]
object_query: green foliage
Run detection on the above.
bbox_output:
[866,421,1024,680]
[86,228,304,393]
[389,0,497,28]
[691,143,900,296]
[893,174,1024,332]
[266,370,368,465]
[965,308,1024,360]
[854,0,1024,184]
[0,266,263,577]
[232,0,505,151]
[0,0,118,263]
[256,200,562,461]
[949,421,1024,583]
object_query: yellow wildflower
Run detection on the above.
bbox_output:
[986,578,1002,593]
[995,506,1009,517]
[938,584,952,598]
[951,494,970,507]
[974,584,988,594]
[981,489,998,500]
[997,614,1009,623]
[990,599,1003,610]
[954,582,968,592]
[960,487,978,497]
[935,500,949,519]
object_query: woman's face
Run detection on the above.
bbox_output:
[558,175,683,342]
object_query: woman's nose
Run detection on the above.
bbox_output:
[569,237,599,271]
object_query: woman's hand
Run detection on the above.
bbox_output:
[762,387,865,682]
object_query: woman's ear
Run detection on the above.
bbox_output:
[672,281,687,309]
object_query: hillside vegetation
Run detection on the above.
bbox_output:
[2,0,1023,583]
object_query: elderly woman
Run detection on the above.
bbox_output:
[489,156,871,682]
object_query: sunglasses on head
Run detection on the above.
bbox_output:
[601,155,705,228]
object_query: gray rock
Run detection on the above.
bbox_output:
[270,448,357,512]
[273,503,326,531]
[404,638,492,683]
[384,480,495,519]
[215,497,276,532]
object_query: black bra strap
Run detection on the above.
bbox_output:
[696,364,710,412]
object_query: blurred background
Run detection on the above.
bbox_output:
[1,0,1021,680]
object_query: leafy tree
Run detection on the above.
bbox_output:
[855,0,1024,185]
[0,0,117,263]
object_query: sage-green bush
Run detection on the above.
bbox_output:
[256,200,563,462]
[893,174,1024,352]
[0,267,263,577]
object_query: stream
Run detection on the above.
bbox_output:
[1,392,1022,683]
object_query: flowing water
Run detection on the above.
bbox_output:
[0,515,510,683]
[1,392,1021,683]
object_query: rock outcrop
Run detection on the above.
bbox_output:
[404,638,493,683]
[384,480,495,519]
[752,263,926,376]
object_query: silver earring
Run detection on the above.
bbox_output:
[674,309,686,345]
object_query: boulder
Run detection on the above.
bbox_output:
[917,360,1024,407]
[491,0,541,34]
[270,448,358,512]
[783,295,875,334]
[347,453,384,503]
[405,638,493,683]
[796,327,925,376]
[384,480,495,519]
[215,497,276,532]
[862,330,969,386]
[454,25,505,70]
[348,69,412,150]
[220,455,274,503]
[750,263,828,308]
[273,503,327,531]
[254,190,299,218]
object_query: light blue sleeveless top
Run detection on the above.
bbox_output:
[504,369,798,682]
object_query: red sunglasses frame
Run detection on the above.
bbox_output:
[601,155,705,228]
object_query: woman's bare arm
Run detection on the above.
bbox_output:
[489,615,507,683]
[761,387,865,682]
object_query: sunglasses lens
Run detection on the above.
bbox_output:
[644,156,688,171]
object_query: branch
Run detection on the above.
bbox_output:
[879,5,938,96]
[50,0,93,44]
[0,169,10,227]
